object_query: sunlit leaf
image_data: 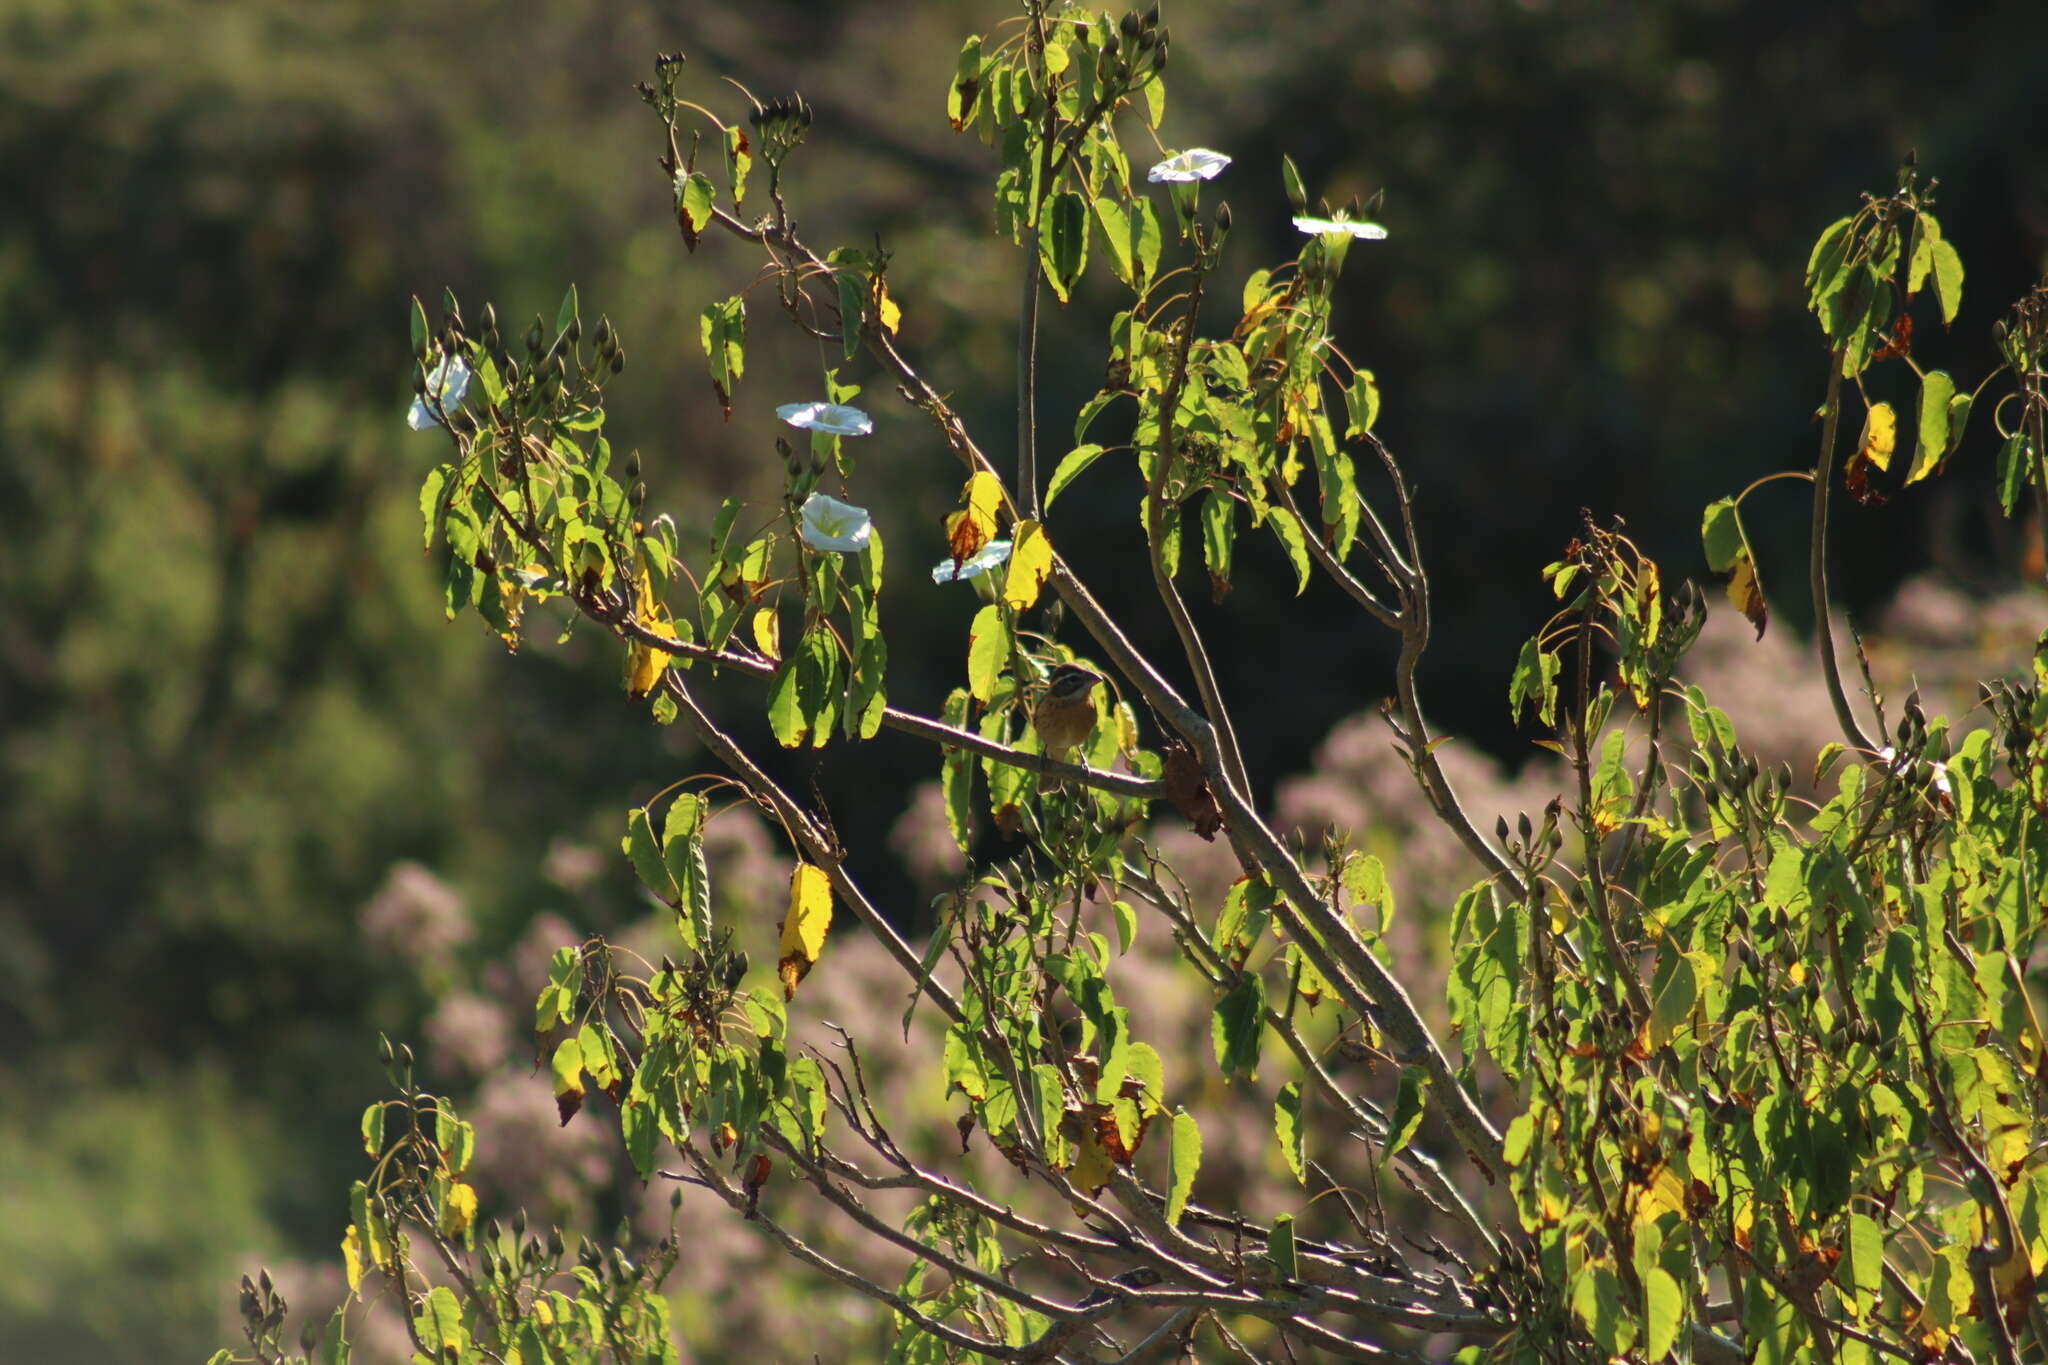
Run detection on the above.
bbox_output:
[967,604,1007,703]
[1275,1082,1306,1184]
[1856,401,1897,473]
[945,470,1004,564]
[1727,553,1768,639]
[1166,1109,1200,1226]
[1045,445,1106,508]
[1931,238,1963,325]
[777,863,833,999]
[1905,370,1955,485]
[1002,520,1055,610]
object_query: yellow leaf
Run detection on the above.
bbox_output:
[1629,1162,1688,1226]
[945,471,1004,562]
[438,1181,478,1240]
[1857,401,1897,472]
[751,607,780,662]
[877,280,902,335]
[1726,552,1768,640]
[778,862,834,999]
[627,621,678,698]
[1003,520,1056,610]
[341,1224,365,1293]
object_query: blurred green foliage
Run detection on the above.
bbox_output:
[3,0,2042,1359]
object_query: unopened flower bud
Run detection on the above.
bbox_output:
[566,316,582,345]
[1143,2,1160,26]
[609,349,624,374]
[630,480,648,508]
[525,319,544,357]
[1120,9,1142,36]
[624,448,641,479]
[1216,201,1232,232]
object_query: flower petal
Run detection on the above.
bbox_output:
[930,539,1013,584]
[777,401,875,437]
[408,355,473,431]
[1292,214,1389,241]
[799,492,874,554]
[1146,149,1232,184]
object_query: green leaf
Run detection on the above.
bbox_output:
[1700,497,1745,572]
[409,295,430,357]
[555,283,579,338]
[1804,216,1855,309]
[902,911,952,1038]
[414,1285,468,1357]
[1847,1211,1883,1317]
[1509,636,1562,728]
[1111,899,1138,955]
[943,1026,988,1100]
[797,626,839,747]
[418,467,449,550]
[1268,1214,1298,1281]
[1906,212,1937,296]
[1211,973,1266,1079]
[1074,390,1121,444]
[1382,1065,1427,1163]
[767,657,806,747]
[1200,490,1236,597]
[1342,854,1393,930]
[1166,1109,1201,1227]
[663,798,712,950]
[1643,951,1699,1052]
[1997,433,2034,515]
[1839,271,1891,376]
[1125,1041,1164,1109]
[360,1102,385,1156]
[1571,1262,1635,1358]
[1642,1267,1682,1361]
[1945,392,1973,462]
[699,296,746,418]
[1265,503,1311,594]
[1281,155,1307,212]
[1931,238,1963,324]
[1041,191,1090,301]
[624,807,675,902]
[1275,1082,1306,1184]
[723,123,752,208]
[1131,198,1162,288]
[1042,444,1107,510]
[622,1090,658,1179]
[966,604,1008,704]
[946,35,983,132]
[941,688,974,852]
[1142,68,1165,128]
[837,271,864,362]
[845,632,887,741]
[679,172,716,241]
[1343,369,1381,436]
[1905,369,1956,485]
[1093,196,1135,287]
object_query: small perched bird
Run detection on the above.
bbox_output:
[1030,663,1103,779]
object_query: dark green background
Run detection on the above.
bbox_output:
[3,0,2042,1358]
